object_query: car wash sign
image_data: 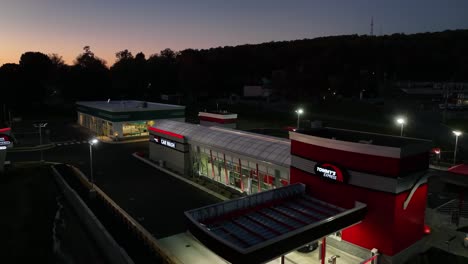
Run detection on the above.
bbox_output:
[161,138,176,148]
[152,136,176,149]
[314,163,347,183]
[0,134,12,149]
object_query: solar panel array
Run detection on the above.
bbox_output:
[201,195,344,249]
[154,120,291,167]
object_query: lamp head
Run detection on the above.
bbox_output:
[296,108,304,115]
[396,117,406,125]
[89,138,99,145]
[453,130,462,137]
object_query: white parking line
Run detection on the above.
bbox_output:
[63,143,69,145]
[57,143,62,146]
[82,140,88,143]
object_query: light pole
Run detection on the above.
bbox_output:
[396,117,406,137]
[434,148,441,166]
[33,122,48,161]
[295,108,304,129]
[453,131,462,165]
[89,138,99,191]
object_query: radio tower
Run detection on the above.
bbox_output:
[370,17,374,36]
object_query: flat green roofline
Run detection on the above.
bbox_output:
[77,105,185,122]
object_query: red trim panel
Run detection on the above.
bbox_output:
[148,126,184,139]
[291,140,428,177]
[199,116,237,124]
[0,127,11,133]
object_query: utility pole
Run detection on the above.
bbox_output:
[33,122,48,161]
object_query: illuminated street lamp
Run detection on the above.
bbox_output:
[434,148,441,164]
[453,130,462,165]
[295,108,304,129]
[89,138,99,191]
[396,117,406,136]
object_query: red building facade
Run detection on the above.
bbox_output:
[289,129,431,259]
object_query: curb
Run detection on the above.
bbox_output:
[7,161,61,168]
[52,166,134,264]
[100,139,149,145]
[132,153,228,201]
[8,143,56,153]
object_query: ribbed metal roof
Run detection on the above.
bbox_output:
[153,120,290,167]
[185,183,367,264]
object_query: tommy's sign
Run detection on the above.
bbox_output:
[314,163,347,183]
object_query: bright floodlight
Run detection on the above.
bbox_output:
[453,130,462,137]
[396,117,406,125]
[296,108,304,114]
[90,138,99,145]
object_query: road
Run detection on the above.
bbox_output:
[7,125,219,238]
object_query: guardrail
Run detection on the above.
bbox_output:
[52,166,134,264]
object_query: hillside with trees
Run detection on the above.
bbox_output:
[1,29,467,114]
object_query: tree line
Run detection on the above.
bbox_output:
[1,29,467,112]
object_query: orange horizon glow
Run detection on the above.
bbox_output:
[1,1,468,67]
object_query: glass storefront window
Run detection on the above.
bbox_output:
[191,145,290,194]
[122,121,149,137]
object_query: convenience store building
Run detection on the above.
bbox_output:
[149,121,433,263]
[76,100,185,140]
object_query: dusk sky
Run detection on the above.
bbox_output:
[1,0,467,66]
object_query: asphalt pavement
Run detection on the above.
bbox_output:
[7,125,219,238]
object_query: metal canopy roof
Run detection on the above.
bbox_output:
[185,183,367,264]
[153,120,291,167]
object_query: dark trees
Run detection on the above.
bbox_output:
[68,46,111,101]
[110,50,148,100]
[1,29,468,110]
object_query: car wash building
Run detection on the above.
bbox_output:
[183,127,431,264]
[76,100,185,140]
[148,120,290,194]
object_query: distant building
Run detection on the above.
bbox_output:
[160,93,183,105]
[396,81,468,109]
[76,100,185,140]
[397,81,468,96]
[394,81,468,97]
[243,85,272,98]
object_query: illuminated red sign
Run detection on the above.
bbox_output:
[314,163,347,183]
[0,134,11,147]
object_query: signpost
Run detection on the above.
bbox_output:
[33,122,48,161]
